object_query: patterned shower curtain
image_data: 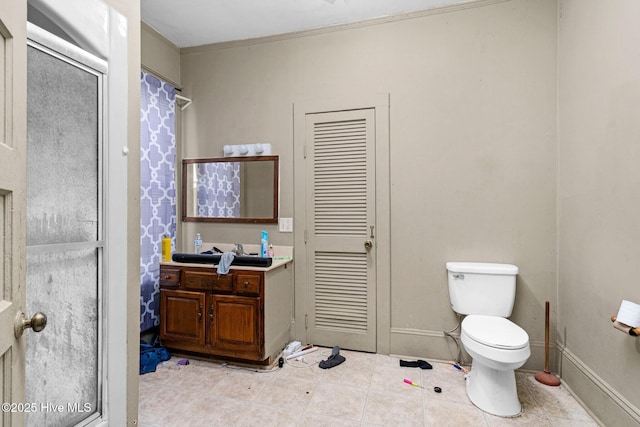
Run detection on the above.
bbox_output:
[196,162,241,217]
[140,71,176,332]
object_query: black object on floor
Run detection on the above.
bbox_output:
[319,346,345,369]
[399,359,433,369]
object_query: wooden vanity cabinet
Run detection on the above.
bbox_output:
[159,263,290,363]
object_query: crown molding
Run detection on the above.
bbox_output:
[180,0,509,55]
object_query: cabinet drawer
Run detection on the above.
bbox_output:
[159,267,181,287]
[183,269,233,292]
[235,273,262,296]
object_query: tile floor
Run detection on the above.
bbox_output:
[138,348,600,426]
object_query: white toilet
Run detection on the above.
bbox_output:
[446,262,530,417]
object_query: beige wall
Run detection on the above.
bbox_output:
[141,22,181,87]
[178,0,558,369]
[558,0,640,425]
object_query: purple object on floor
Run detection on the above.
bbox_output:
[177,359,189,365]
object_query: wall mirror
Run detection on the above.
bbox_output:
[182,156,278,223]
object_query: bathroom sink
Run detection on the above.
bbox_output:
[171,253,273,267]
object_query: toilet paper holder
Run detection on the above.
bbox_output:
[610,316,640,337]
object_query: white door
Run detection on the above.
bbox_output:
[304,109,377,352]
[0,1,31,425]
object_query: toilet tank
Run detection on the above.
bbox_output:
[446,262,519,317]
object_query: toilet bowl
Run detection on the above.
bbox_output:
[461,315,530,417]
[446,261,531,417]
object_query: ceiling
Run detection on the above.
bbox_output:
[141,0,473,48]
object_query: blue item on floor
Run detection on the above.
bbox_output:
[139,340,171,374]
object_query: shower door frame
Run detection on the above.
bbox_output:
[26,23,107,426]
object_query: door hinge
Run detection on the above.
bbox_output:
[303,144,307,159]
[304,229,307,244]
[305,314,308,330]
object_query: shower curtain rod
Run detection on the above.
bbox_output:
[175,94,192,111]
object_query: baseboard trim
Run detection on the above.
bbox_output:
[389,327,447,338]
[560,346,640,425]
[389,327,549,370]
[389,326,548,348]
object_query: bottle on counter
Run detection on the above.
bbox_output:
[268,244,274,258]
[260,230,268,258]
[161,235,171,262]
[194,233,202,254]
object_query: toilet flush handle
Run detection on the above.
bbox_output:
[453,273,464,280]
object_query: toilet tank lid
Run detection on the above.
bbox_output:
[446,262,518,275]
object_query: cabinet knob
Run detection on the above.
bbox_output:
[244,281,249,287]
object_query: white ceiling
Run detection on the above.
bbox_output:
[141,0,473,48]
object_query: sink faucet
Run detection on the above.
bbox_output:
[233,243,244,256]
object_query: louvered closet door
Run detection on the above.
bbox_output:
[305,109,376,352]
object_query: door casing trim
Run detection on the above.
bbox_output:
[292,93,391,354]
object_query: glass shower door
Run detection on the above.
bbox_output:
[25,36,104,426]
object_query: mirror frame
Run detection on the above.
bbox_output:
[181,155,279,223]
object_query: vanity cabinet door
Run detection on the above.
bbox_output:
[160,289,206,346]
[209,294,263,358]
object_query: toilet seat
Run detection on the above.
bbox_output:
[462,315,529,350]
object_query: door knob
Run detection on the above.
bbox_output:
[364,240,373,250]
[14,311,48,338]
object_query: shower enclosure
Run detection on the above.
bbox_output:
[26,25,105,426]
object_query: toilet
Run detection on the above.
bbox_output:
[446,262,530,417]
